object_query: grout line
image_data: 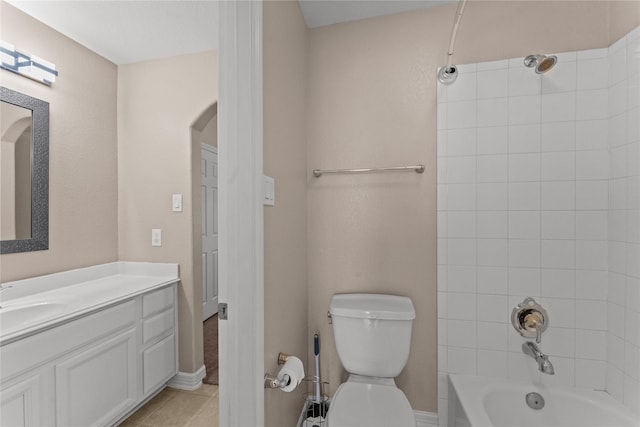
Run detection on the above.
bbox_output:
[474,65,479,377]
[572,56,579,388]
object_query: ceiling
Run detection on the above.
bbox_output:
[4,0,219,65]
[5,0,455,65]
[299,0,454,28]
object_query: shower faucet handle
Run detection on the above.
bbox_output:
[511,297,549,343]
[524,312,543,343]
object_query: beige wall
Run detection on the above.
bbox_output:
[201,114,217,148]
[307,7,440,412]
[263,1,309,426]
[117,51,217,374]
[0,1,118,282]
[306,1,625,413]
[609,1,640,43]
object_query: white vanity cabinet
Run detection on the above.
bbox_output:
[140,285,177,397]
[0,276,178,427]
[0,368,49,426]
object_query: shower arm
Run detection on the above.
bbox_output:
[444,0,468,71]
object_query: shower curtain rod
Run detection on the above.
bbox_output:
[312,164,425,178]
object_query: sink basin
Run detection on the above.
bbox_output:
[0,301,67,331]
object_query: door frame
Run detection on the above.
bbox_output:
[218,1,264,426]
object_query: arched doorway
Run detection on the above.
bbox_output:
[191,102,219,386]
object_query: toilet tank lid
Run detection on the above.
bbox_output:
[329,294,415,320]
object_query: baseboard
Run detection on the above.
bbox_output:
[167,365,206,391]
[414,410,439,427]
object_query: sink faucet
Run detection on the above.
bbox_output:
[523,342,555,375]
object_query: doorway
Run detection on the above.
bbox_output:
[201,143,218,321]
[191,103,219,386]
[201,142,219,386]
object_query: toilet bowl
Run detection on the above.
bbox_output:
[326,293,416,427]
[326,375,416,427]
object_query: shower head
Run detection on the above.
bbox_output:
[524,54,557,74]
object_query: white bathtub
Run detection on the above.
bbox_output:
[448,374,639,427]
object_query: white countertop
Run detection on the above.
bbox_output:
[0,262,179,345]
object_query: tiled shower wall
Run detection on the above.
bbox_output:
[605,29,640,411]
[436,26,640,425]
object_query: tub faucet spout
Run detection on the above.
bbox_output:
[523,342,555,375]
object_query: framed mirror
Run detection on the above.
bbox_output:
[0,86,49,254]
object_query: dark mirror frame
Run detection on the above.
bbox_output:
[0,86,49,254]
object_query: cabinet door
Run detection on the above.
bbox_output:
[55,328,137,427]
[0,373,42,427]
[143,333,176,396]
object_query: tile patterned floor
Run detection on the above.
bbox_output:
[119,384,218,427]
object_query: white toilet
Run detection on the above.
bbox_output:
[326,293,416,427]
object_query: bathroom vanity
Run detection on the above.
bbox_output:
[0,262,179,426]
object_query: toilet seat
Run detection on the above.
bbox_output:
[326,381,416,427]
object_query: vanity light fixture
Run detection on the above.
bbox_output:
[0,40,58,86]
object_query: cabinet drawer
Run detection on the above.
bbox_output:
[143,333,176,396]
[142,308,174,346]
[142,286,174,318]
[1,301,136,381]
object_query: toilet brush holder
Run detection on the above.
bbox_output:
[303,392,329,418]
[298,392,330,427]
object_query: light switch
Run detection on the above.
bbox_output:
[151,229,162,246]
[172,194,183,212]
[263,175,275,206]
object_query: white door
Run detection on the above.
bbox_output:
[201,144,218,320]
[219,1,265,424]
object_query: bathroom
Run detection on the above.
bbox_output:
[1,1,639,426]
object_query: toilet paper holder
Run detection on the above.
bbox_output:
[278,352,291,365]
[264,373,290,389]
[264,352,295,389]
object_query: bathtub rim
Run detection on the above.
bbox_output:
[448,373,639,427]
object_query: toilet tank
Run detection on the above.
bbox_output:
[329,293,415,378]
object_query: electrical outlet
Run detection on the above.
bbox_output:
[151,229,162,246]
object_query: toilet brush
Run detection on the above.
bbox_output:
[305,333,328,419]
[314,334,321,403]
